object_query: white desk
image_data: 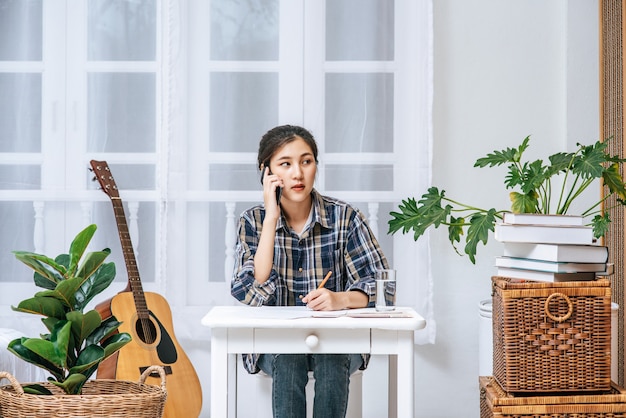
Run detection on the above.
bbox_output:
[201,306,425,418]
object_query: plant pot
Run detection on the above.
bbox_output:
[0,365,167,418]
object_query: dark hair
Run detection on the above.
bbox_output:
[257,125,319,170]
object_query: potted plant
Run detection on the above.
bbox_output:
[388,136,626,263]
[6,224,132,396]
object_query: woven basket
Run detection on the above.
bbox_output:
[0,365,167,418]
[480,376,626,417]
[492,276,612,393]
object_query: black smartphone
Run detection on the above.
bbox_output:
[260,162,282,204]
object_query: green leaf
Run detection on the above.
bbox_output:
[503,164,524,189]
[7,338,64,380]
[509,190,538,213]
[12,296,66,318]
[79,364,100,383]
[388,198,418,235]
[21,321,71,369]
[54,253,71,270]
[388,188,452,240]
[474,135,530,167]
[546,152,575,176]
[75,262,116,311]
[13,251,65,287]
[50,373,87,395]
[42,317,62,333]
[591,213,611,239]
[603,163,626,200]
[504,160,546,194]
[75,249,111,286]
[87,316,123,346]
[34,276,85,311]
[29,255,71,290]
[33,272,59,291]
[571,141,608,179]
[67,310,102,345]
[447,216,465,244]
[67,224,97,276]
[101,332,132,359]
[22,384,53,395]
[69,344,105,375]
[475,148,517,167]
[464,210,497,264]
[414,188,450,225]
[53,277,84,307]
[521,160,548,194]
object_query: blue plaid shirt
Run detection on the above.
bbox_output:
[231,189,389,373]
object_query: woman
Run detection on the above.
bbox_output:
[231,124,389,418]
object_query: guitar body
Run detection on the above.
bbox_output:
[98,292,202,418]
[90,160,202,418]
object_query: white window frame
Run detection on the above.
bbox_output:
[182,0,432,317]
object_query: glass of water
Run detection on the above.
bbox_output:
[375,269,396,311]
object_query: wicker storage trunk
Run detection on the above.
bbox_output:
[480,376,626,417]
[492,276,611,393]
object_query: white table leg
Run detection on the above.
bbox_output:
[211,329,229,417]
[395,332,414,418]
[228,352,237,418]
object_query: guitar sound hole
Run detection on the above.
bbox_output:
[135,318,158,345]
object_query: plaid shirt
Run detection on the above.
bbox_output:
[231,189,389,373]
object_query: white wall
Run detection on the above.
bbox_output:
[422,0,599,417]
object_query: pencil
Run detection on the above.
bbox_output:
[299,271,333,299]
[318,271,332,289]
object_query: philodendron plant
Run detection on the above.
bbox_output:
[7,224,131,395]
[388,136,626,263]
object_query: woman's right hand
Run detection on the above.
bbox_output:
[253,166,282,283]
[262,166,282,219]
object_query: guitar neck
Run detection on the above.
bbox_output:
[111,198,150,319]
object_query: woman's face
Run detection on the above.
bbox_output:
[269,137,317,204]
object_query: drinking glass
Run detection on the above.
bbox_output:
[375,269,396,311]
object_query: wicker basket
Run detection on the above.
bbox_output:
[480,376,626,417]
[0,365,167,418]
[492,276,612,393]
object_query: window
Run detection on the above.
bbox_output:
[0,0,433,344]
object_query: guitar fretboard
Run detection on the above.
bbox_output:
[110,197,150,320]
[90,160,150,321]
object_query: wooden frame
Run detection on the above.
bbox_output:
[599,0,626,387]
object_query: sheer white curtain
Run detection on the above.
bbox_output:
[0,0,433,403]
[169,0,435,344]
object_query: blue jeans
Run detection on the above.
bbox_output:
[257,353,363,418]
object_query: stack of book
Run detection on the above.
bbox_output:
[494,213,610,282]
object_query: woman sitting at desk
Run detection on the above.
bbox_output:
[231,124,389,418]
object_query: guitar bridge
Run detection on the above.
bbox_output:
[140,365,173,377]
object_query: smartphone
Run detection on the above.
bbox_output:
[260,162,282,204]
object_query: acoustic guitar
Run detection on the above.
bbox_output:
[90,160,202,418]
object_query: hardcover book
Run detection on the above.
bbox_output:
[495,267,597,282]
[495,256,607,273]
[502,212,584,226]
[502,242,608,263]
[494,223,594,245]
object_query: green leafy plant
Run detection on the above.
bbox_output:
[7,224,131,395]
[388,136,626,263]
